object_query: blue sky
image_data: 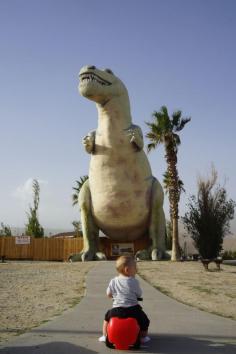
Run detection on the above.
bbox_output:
[0,0,236,233]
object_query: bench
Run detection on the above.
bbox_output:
[201,258,223,270]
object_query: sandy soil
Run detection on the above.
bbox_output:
[137,261,236,321]
[1,260,235,343]
[0,261,94,343]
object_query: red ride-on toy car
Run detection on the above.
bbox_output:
[106,317,141,350]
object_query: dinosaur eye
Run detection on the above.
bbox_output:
[87,65,96,70]
[104,68,114,75]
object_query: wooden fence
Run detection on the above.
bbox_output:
[0,237,83,262]
[0,235,150,261]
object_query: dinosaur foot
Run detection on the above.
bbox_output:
[95,252,107,261]
[151,248,164,261]
[135,248,167,261]
[135,249,151,261]
[68,253,82,262]
[68,250,106,262]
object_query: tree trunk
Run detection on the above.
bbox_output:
[164,140,181,261]
[171,217,180,261]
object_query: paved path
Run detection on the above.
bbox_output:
[0,261,236,354]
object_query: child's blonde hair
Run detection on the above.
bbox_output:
[116,255,136,275]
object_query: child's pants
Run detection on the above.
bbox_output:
[104,304,150,331]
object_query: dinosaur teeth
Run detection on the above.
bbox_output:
[80,73,111,86]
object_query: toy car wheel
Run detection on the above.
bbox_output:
[105,335,115,349]
[131,335,141,350]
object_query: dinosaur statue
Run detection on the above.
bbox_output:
[71,65,166,261]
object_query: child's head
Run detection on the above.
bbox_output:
[116,255,137,276]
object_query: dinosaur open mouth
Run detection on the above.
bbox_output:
[79,72,112,86]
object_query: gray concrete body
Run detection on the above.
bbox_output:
[1,262,236,354]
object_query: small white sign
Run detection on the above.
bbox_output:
[111,243,134,256]
[15,236,31,245]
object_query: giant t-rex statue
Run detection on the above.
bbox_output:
[71,65,166,261]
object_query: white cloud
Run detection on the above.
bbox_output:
[9,178,78,230]
[12,178,48,203]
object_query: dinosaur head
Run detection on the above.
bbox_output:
[78,65,128,106]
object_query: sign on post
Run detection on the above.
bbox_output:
[15,236,31,245]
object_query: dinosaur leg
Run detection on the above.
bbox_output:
[135,178,166,261]
[70,180,106,262]
[149,178,166,260]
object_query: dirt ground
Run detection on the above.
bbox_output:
[1,260,235,343]
[0,261,94,343]
[137,261,236,321]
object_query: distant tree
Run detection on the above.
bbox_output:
[0,223,12,236]
[182,168,235,260]
[72,176,89,206]
[146,106,190,260]
[72,220,82,237]
[25,179,44,238]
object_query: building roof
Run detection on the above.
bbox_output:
[50,231,76,238]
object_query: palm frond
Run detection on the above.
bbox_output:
[146,131,157,141]
[178,179,186,194]
[172,110,182,128]
[160,105,169,117]
[147,142,157,153]
[72,180,80,193]
[72,193,78,206]
[163,170,171,194]
[173,133,181,146]
[146,122,161,135]
[175,117,191,132]
[72,175,89,206]
[146,130,163,144]
[146,119,166,144]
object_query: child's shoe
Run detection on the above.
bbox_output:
[98,335,106,342]
[141,336,151,343]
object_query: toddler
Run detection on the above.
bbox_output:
[99,255,150,343]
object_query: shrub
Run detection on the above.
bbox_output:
[0,223,12,236]
[182,168,235,259]
[223,250,236,260]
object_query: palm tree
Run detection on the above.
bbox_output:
[72,176,89,206]
[163,170,185,222]
[146,106,190,261]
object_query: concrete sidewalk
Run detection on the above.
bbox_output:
[0,261,236,354]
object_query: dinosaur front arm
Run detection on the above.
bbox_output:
[82,130,96,154]
[128,125,144,151]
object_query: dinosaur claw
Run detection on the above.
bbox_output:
[135,249,151,261]
[81,250,95,262]
[95,252,107,260]
[151,248,164,261]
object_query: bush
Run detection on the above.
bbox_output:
[223,250,236,260]
[0,223,12,236]
[182,168,235,259]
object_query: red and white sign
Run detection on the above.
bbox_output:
[15,236,31,245]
